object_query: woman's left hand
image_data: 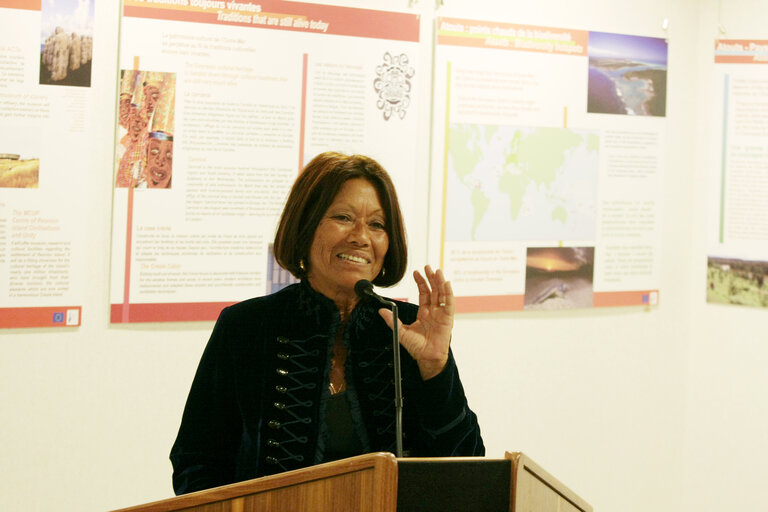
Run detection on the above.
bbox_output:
[379,265,454,380]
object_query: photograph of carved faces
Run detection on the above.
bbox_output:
[115,70,176,189]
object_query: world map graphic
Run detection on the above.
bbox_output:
[446,124,599,241]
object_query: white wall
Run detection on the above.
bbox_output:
[2,0,766,511]
[682,1,768,510]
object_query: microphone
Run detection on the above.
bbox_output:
[354,279,389,305]
[354,279,404,458]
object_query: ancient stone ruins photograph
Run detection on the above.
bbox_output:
[39,0,94,87]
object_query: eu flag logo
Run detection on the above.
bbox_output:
[53,312,65,323]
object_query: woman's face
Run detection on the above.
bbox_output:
[307,178,389,299]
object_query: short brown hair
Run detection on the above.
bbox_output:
[273,152,407,287]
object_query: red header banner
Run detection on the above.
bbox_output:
[0,0,40,10]
[436,16,587,57]
[123,0,419,42]
[715,39,768,64]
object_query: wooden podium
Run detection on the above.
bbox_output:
[112,452,591,512]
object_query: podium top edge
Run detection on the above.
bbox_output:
[397,456,504,463]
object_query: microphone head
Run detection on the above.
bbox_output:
[354,279,374,299]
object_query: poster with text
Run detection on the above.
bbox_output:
[110,0,425,323]
[430,17,665,312]
[707,40,768,308]
[0,0,91,328]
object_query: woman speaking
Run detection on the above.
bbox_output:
[170,152,484,495]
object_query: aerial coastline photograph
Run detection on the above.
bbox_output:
[587,31,668,117]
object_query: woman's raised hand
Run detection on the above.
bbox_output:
[379,265,454,380]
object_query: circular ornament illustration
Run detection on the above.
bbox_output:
[373,52,415,120]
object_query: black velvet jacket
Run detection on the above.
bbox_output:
[170,281,484,495]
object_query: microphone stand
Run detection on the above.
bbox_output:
[390,302,403,458]
[371,297,403,458]
[355,280,403,457]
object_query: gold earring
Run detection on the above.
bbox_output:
[380,267,386,277]
[299,259,306,272]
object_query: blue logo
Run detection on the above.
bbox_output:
[53,312,65,323]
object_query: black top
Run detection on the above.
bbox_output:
[321,392,365,462]
[170,281,484,495]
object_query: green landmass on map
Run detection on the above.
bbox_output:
[552,205,567,224]
[470,187,490,240]
[514,127,584,185]
[449,126,484,183]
